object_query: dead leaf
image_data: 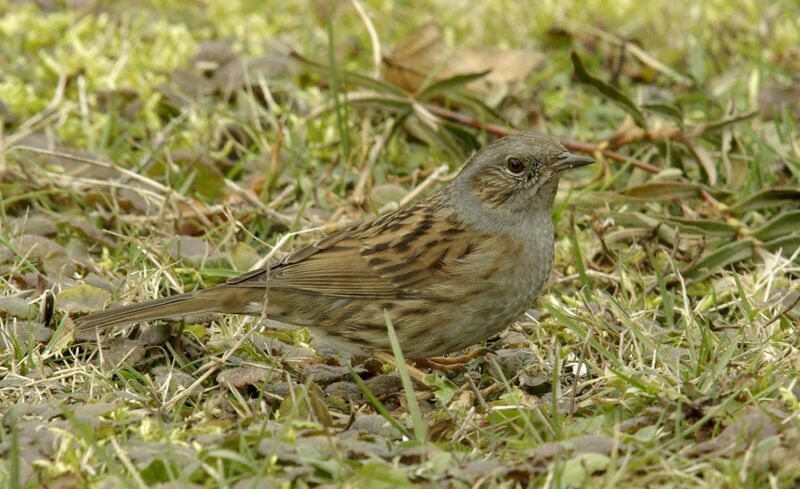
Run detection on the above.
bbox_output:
[453,48,543,88]
[72,401,119,427]
[97,339,146,370]
[7,215,57,237]
[166,235,225,267]
[169,151,227,201]
[0,295,38,319]
[39,472,82,489]
[566,435,615,455]
[57,284,111,313]
[124,440,197,469]
[364,374,403,399]
[0,320,53,348]
[383,22,446,92]
[325,381,364,403]
[348,414,402,438]
[383,22,542,98]
[488,349,533,380]
[211,54,290,97]
[217,366,278,389]
[302,364,352,385]
[60,216,116,248]
[338,437,392,460]
[527,435,616,466]
[249,334,295,356]
[3,234,78,280]
[152,366,201,397]
[759,84,800,119]
[190,40,239,74]
[693,408,779,454]
[449,459,508,482]
[136,323,172,346]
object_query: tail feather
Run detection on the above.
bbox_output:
[76,291,214,331]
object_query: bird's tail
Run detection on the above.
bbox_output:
[75,286,253,331]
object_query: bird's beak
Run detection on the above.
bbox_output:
[553,152,595,172]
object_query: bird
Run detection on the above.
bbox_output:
[76,132,593,360]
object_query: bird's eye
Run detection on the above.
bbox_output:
[506,157,525,175]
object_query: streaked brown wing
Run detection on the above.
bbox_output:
[225,225,400,298]
[355,197,479,289]
[226,194,482,298]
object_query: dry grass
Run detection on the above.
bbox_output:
[1,0,799,487]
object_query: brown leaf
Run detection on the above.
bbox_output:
[693,408,779,454]
[152,366,201,397]
[302,364,352,385]
[527,435,616,466]
[383,22,447,93]
[454,48,543,88]
[190,40,239,73]
[3,234,78,280]
[166,235,225,267]
[449,459,508,482]
[348,414,402,438]
[758,84,800,119]
[60,216,116,248]
[325,381,364,403]
[0,320,53,349]
[364,374,403,399]
[97,339,146,370]
[383,21,542,97]
[7,215,57,237]
[211,54,290,97]
[217,366,278,389]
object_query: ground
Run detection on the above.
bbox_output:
[1,0,799,487]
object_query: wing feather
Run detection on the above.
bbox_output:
[226,194,486,298]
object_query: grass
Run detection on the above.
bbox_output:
[1,0,800,487]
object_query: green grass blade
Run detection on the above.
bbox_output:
[384,310,427,442]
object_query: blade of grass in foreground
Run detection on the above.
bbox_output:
[349,367,412,439]
[385,310,428,442]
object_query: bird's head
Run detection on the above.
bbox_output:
[453,132,593,220]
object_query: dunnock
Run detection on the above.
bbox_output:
[77,132,592,359]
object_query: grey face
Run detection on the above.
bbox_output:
[459,132,594,215]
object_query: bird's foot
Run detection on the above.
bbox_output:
[374,352,430,385]
[413,358,463,372]
[424,348,490,368]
